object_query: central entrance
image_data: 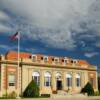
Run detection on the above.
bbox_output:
[57,80,62,90]
[56,72,62,90]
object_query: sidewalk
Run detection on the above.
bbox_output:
[2,96,100,100]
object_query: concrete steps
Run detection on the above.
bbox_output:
[51,91,86,98]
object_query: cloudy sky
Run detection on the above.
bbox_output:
[0,0,100,72]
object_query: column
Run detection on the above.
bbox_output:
[72,72,76,92]
[95,72,98,91]
[40,70,44,91]
[52,71,56,91]
[81,72,85,88]
[63,72,66,90]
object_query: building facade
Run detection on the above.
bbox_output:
[0,51,98,96]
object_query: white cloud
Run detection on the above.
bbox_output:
[0,24,12,32]
[0,11,11,32]
[84,52,99,58]
[0,11,10,21]
[0,0,100,49]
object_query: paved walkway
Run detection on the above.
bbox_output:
[2,96,100,100]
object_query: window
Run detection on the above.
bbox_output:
[76,74,81,87]
[64,58,68,65]
[66,74,72,87]
[32,72,40,85]
[73,59,77,64]
[44,72,51,87]
[43,56,48,62]
[32,55,37,62]
[90,78,94,86]
[56,73,62,80]
[8,74,15,86]
[54,58,59,64]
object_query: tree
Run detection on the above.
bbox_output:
[23,80,39,97]
[98,76,100,93]
[81,82,94,96]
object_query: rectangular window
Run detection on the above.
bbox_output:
[8,74,15,86]
[76,78,81,87]
[44,77,51,87]
[90,78,94,86]
[54,58,59,64]
[32,55,37,62]
[64,59,68,64]
[67,78,72,87]
[33,76,40,86]
[44,56,48,62]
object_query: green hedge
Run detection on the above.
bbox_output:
[23,80,39,97]
[81,82,94,96]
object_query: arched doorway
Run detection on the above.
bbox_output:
[56,73,62,90]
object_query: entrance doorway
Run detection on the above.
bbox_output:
[57,80,62,90]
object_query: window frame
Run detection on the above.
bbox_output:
[32,72,40,86]
[44,72,51,87]
[73,59,77,64]
[66,74,72,87]
[8,74,15,86]
[54,57,59,64]
[43,56,48,62]
[64,58,68,65]
[76,74,81,87]
[32,55,37,62]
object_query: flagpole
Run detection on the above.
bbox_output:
[17,31,20,98]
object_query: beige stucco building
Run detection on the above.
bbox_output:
[0,51,98,96]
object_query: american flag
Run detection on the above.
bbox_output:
[10,32,19,40]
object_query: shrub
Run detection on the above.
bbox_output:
[81,82,94,96]
[2,91,17,99]
[93,91,100,96]
[23,80,39,97]
[8,91,17,98]
[98,76,100,93]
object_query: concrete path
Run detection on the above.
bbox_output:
[1,96,100,100]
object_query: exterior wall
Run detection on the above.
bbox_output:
[21,65,97,95]
[88,71,98,91]
[0,54,98,97]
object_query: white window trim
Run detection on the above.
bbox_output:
[44,72,51,87]
[54,57,59,64]
[8,74,15,86]
[43,56,48,62]
[64,58,68,65]
[76,74,81,87]
[32,72,40,85]
[56,73,62,80]
[32,55,37,62]
[66,74,72,87]
[73,59,78,64]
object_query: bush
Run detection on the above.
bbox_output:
[2,91,17,99]
[98,76,100,93]
[23,80,39,97]
[8,91,17,98]
[81,82,94,96]
[94,91,100,96]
